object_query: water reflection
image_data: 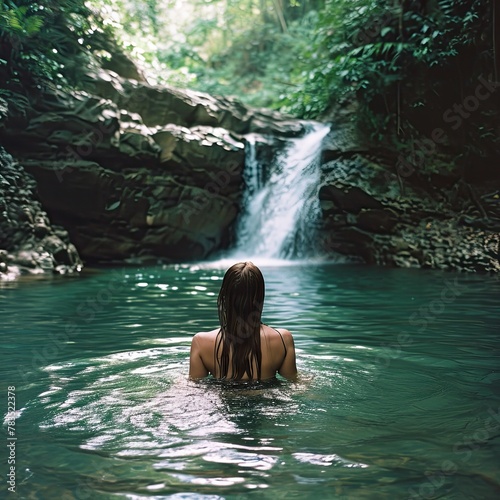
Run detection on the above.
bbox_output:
[1,262,499,498]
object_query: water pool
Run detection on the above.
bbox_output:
[1,262,499,499]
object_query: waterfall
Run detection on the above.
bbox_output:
[232,122,330,260]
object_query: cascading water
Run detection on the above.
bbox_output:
[232,122,330,259]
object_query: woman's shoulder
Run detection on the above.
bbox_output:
[274,327,292,336]
[193,328,220,341]
[263,325,293,343]
[264,325,292,336]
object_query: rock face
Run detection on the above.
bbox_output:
[1,58,498,278]
[87,68,305,137]
[0,145,82,279]
[315,127,500,273]
[0,70,303,274]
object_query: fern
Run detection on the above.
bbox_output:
[0,5,43,35]
[0,0,112,88]
[23,15,44,35]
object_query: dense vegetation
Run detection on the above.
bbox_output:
[1,0,498,178]
[1,1,96,89]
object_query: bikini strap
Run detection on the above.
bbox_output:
[273,327,287,358]
[261,323,287,358]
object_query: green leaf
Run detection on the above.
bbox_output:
[7,13,23,31]
[16,6,29,17]
[24,15,44,35]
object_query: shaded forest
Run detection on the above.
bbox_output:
[1,0,498,181]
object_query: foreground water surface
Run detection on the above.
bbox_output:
[1,261,499,499]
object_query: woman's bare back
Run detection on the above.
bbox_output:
[189,324,297,381]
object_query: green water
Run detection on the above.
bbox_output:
[1,261,499,499]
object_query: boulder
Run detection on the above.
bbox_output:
[0,77,304,266]
[0,147,82,280]
[315,127,500,273]
[1,56,498,276]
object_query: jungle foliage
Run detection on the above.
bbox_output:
[0,0,102,89]
[284,0,498,173]
[1,0,498,173]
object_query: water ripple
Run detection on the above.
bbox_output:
[2,263,499,498]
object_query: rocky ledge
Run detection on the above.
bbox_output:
[1,61,499,279]
[315,127,500,273]
[0,69,303,279]
[0,146,82,279]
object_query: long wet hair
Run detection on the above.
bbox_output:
[216,262,265,380]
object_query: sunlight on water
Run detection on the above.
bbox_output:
[1,263,499,499]
[192,256,329,270]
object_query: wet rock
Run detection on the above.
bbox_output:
[0,81,255,264]
[316,135,500,273]
[1,48,498,275]
[319,184,385,214]
[355,209,399,234]
[86,69,305,137]
[0,147,83,280]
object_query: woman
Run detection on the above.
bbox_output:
[189,262,297,381]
